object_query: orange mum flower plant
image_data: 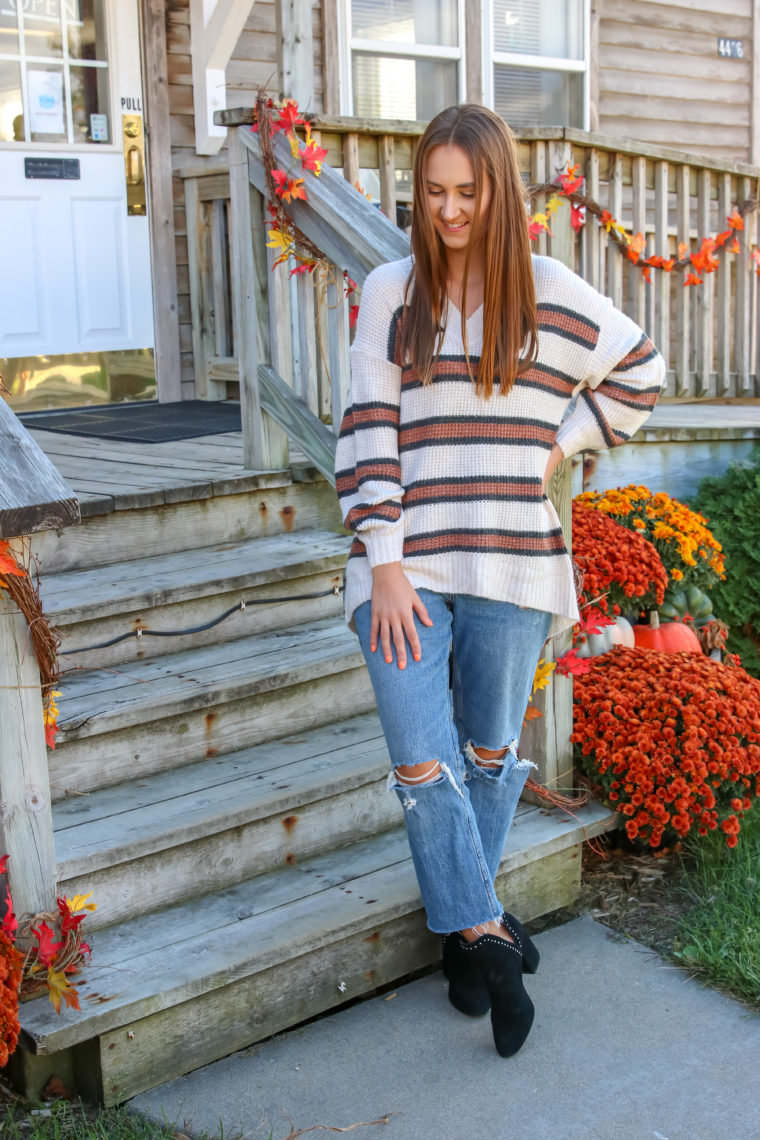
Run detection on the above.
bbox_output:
[572,500,668,616]
[577,485,724,594]
[573,649,760,848]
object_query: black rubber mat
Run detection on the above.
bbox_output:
[21,400,243,443]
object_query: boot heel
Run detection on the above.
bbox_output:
[441,932,490,1017]
[502,911,540,975]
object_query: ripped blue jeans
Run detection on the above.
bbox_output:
[354,590,552,934]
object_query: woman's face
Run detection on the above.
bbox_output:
[425,144,492,254]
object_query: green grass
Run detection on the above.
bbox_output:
[0,1099,244,1140]
[672,805,760,1007]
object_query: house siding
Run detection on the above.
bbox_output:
[596,0,754,163]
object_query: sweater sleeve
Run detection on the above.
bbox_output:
[334,264,406,568]
[555,281,666,461]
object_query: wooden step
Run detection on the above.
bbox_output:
[41,530,350,670]
[50,616,374,799]
[54,713,398,929]
[30,475,342,574]
[16,800,617,1105]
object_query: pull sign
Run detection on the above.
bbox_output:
[25,157,81,180]
[718,38,743,58]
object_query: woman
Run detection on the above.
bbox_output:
[334,104,664,1057]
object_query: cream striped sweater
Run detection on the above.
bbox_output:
[335,254,666,635]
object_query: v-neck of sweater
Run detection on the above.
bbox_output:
[446,295,484,324]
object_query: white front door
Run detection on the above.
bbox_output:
[0,0,155,409]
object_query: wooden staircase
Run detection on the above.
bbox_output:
[9,469,615,1105]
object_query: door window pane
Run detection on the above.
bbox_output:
[353,54,457,121]
[493,0,583,60]
[352,0,458,48]
[494,64,583,128]
[0,59,23,141]
[68,0,107,62]
[0,0,109,145]
[20,2,64,59]
[27,64,66,141]
[70,63,108,142]
[0,7,19,55]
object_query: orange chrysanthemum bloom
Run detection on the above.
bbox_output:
[0,930,22,1067]
[573,649,760,848]
[572,501,668,617]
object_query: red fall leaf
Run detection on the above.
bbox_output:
[32,921,64,967]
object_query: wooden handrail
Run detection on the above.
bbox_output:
[0,399,80,538]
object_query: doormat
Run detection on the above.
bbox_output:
[21,401,243,443]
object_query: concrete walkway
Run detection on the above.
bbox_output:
[131,917,760,1140]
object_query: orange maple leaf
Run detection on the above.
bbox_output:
[661,258,674,272]
[727,209,745,231]
[626,232,646,265]
[677,241,689,261]
[715,229,733,248]
[280,177,306,204]
[691,237,719,275]
[523,706,543,722]
[728,236,741,254]
[47,967,81,1015]
[684,272,703,286]
[0,542,24,578]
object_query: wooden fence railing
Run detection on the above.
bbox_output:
[183,116,760,412]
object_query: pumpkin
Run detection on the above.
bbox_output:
[633,611,702,654]
[659,584,714,628]
[576,615,636,657]
[609,615,635,648]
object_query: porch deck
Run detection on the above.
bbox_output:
[24,422,321,517]
[26,399,760,516]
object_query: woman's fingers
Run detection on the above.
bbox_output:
[379,617,394,665]
[370,610,380,654]
[402,613,422,664]
[412,594,433,628]
[391,619,408,670]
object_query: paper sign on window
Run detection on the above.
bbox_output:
[28,69,65,136]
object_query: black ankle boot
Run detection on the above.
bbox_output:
[459,934,535,1057]
[442,914,539,1017]
[442,932,491,1017]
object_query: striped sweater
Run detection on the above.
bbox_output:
[335,254,666,635]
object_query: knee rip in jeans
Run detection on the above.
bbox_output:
[463,738,534,779]
[387,758,463,808]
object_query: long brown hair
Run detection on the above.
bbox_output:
[400,104,538,397]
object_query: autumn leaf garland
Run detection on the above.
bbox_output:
[254,95,359,325]
[528,162,758,287]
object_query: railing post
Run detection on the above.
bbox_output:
[521,189,574,800]
[228,124,268,470]
[0,595,57,918]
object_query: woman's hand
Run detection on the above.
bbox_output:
[370,562,433,669]
[542,443,565,494]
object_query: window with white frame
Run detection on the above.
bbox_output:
[487,0,587,129]
[344,0,464,121]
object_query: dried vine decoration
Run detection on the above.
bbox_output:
[255,92,327,270]
[527,166,760,284]
[0,539,62,747]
